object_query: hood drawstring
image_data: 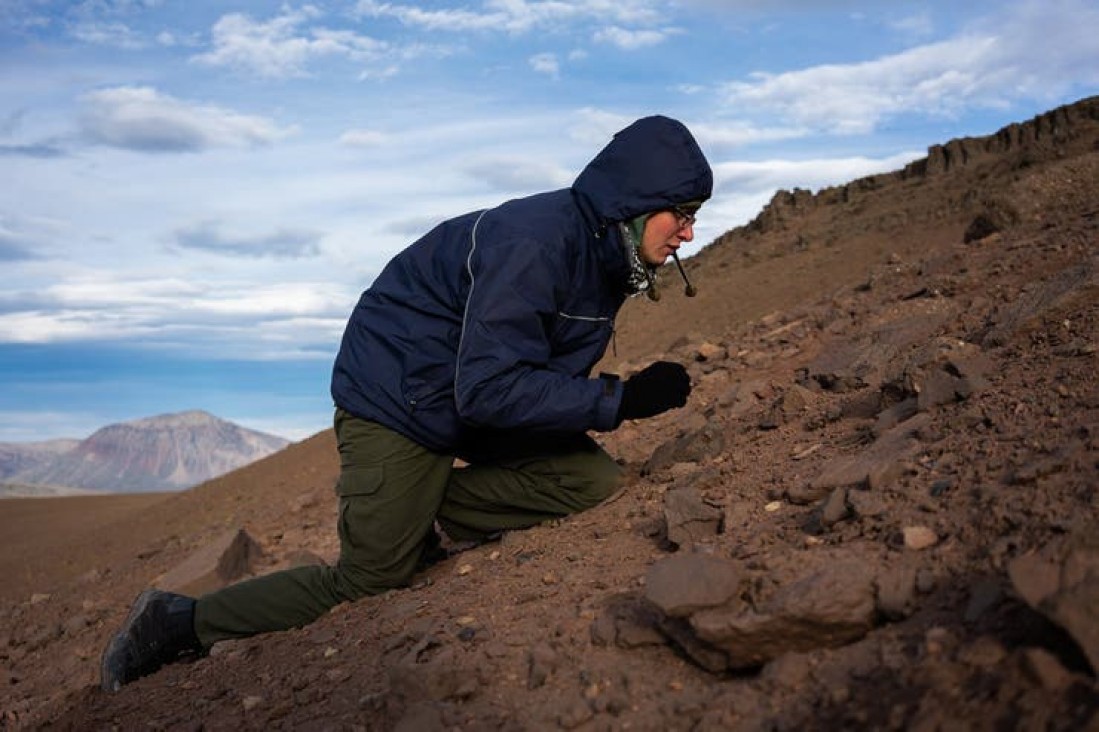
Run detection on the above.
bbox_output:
[672,252,697,297]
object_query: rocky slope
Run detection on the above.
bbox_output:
[609,94,1099,361]
[1,97,1097,731]
[0,410,289,493]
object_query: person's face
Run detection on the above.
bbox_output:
[639,208,696,266]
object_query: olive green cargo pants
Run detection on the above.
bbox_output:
[194,408,621,646]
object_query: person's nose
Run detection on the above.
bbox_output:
[677,222,694,242]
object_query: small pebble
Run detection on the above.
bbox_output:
[903,526,938,550]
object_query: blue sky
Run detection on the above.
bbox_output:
[2,0,1097,443]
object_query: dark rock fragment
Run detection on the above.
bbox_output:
[664,487,723,548]
[645,554,745,618]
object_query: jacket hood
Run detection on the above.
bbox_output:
[571,115,713,228]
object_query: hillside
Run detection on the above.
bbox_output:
[2,97,1097,730]
[0,410,290,494]
[607,95,1099,364]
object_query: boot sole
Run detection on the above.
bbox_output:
[100,589,158,692]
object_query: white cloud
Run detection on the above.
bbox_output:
[0,142,63,157]
[889,12,934,38]
[0,212,69,259]
[989,0,1099,93]
[354,0,503,32]
[675,0,862,10]
[721,0,1099,135]
[233,414,327,442]
[688,150,924,239]
[714,151,922,194]
[80,86,295,151]
[592,25,670,50]
[0,272,349,353]
[353,0,662,34]
[73,0,165,14]
[529,53,560,78]
[461,157,573,192]
[69,21,147,49]
[192,7,388,78]
[693,120,810,150]
[339,128,389,147]
[172,222,324,258]
[47,276,206,309]
[0,310,141,343]
[568,108,639,146]
[188,284,345,319]
[3,0,168,49]
[722,36,1000,134]
[0,410,109,443]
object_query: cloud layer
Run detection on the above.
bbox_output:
[80,86,294,151]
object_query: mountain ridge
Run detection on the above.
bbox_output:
[0,410,290,495]
[731,94,1099,243]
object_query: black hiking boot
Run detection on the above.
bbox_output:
[100,589,203,692]
[416,524,449,571]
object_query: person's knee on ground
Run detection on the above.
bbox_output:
[535,441,623,514]
[437,440,623,542]
[565,448,623,510]
[331,541,426,598]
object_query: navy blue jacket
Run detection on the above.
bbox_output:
[331,116,713,453]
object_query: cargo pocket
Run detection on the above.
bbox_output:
[336,466,384,551]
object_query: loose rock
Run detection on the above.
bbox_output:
[902,526,938,551]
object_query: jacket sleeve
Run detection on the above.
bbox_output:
[453,223,622,433]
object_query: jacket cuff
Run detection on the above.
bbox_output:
[593,374,623,431]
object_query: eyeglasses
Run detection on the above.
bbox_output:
[670,205,697,230]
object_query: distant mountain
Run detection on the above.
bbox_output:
[0,410,290,494]
[0,482,98,499]
[0,438,79,477]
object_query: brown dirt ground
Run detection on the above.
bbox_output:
[2,99,1098,731]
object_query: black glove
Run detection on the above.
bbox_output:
[617,361,691,423]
